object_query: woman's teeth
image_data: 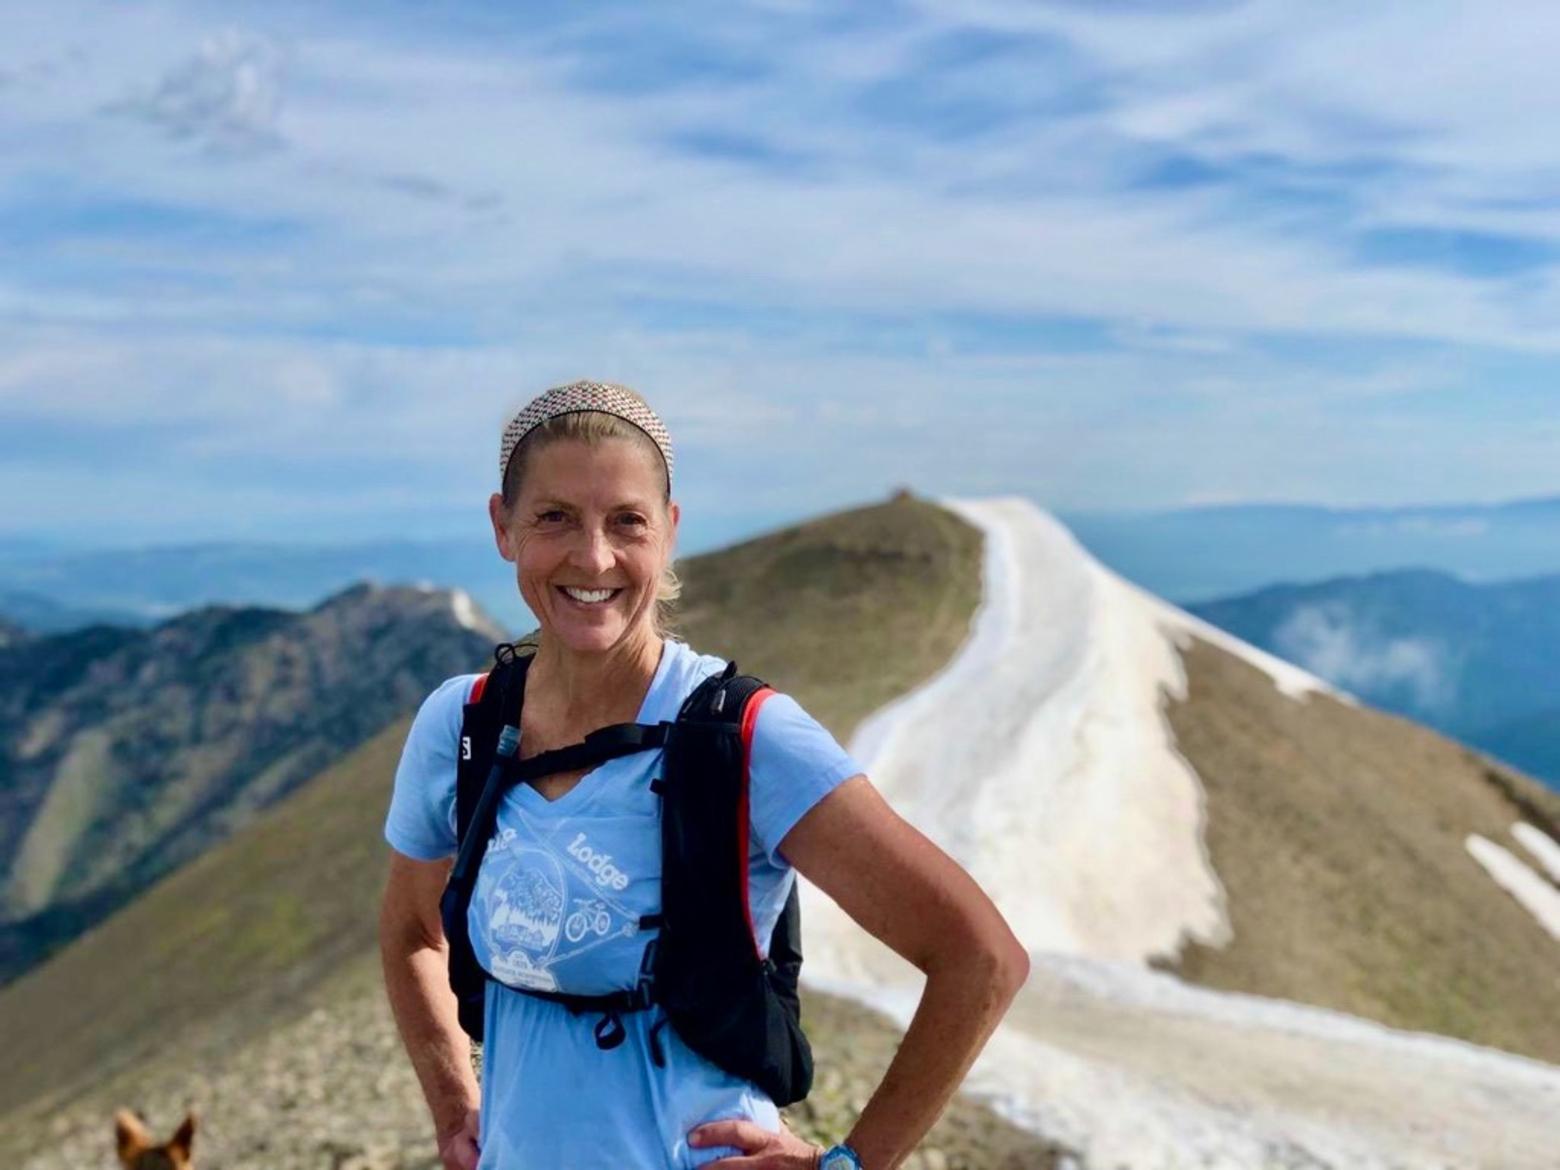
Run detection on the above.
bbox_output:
[561,586,618,604]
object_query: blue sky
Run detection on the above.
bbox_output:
[2,0,1559,550]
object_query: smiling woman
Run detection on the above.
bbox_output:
[378,380,1029,1170]
[495,406,679,658]
[494,385,681,649]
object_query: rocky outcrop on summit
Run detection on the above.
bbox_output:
[0,582,506,986]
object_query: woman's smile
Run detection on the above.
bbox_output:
[557,584,623,607]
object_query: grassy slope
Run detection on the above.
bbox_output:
[0,714,408,1120]
[0,493,1060,1167]
[669,491,984,743]
[1164,634,1560,1063]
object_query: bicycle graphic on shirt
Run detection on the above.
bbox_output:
[563,897,613,943]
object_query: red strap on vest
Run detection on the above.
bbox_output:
[469,671,490,705]
[738,686,776,959]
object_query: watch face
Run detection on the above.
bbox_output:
[821,1149,860,1170]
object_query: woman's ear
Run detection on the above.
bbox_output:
[488,492,515,562]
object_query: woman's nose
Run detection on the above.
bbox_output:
[572,526,615,573]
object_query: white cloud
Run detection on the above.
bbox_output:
[1273,603,1456,711]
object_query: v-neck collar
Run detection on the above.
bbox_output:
[511,638,672,812]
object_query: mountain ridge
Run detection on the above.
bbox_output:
[0,581,508,985]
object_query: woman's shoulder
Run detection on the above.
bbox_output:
[408,671,487,741]
[662,636,729,679]
[655,639,830,733]
[658,637,826,712]
[432,670,488,707]
[642,637,727,721]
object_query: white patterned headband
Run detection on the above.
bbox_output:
[499,380,675,491]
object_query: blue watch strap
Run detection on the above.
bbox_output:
[819,1143,864,1170]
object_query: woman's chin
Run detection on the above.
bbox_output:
[543,609,636,654]
[550,624,619,654]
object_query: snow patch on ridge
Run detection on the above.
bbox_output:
[450,588,481,632]
[1512,821,1560,884]
[1467,834,1560,941]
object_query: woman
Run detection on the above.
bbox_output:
[380,381,1028,1169]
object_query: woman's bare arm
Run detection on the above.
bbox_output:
[378,851,482,1166]
[779,774,1030,1170]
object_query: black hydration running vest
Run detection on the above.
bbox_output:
[439,642,814,1106]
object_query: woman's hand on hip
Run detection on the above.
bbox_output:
[437,1106,481,1170]
[688,1118,823,1168]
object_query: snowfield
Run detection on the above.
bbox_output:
[797,496,1560,1170]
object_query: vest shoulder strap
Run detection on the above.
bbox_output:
[659,660,779,963]
[456,644,531,848]
[678,658,773,725]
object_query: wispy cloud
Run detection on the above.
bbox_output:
[2,0,1559,541]
[105,30,288,153]
[1274,603,1458,712]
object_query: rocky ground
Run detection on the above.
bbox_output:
[6,953,1067,1170]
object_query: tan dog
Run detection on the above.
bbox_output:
[113,1109,196,1169]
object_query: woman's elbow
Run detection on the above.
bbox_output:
[928,916,1030,1001]
[966,923,1029,1002]
[995,934,1030,998]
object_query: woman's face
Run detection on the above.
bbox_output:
[490,436,678,657]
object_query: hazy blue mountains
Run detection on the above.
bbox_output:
[1188,568,1560,789]
[0,589,149,635]
[8,493,1560,642]
[1066,494,1560,603]
[0,537,524,632]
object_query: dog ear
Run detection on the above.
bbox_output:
[113,1109,150,1160]
[169,1111,197,1158]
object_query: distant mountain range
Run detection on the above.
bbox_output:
[5,497,1553,812]
[5,496,1555,797]
[1062,493,1560,602]
[4,493,1559,636]
[0,582,505,986]
[0,589,148,634]
[1188,568,1560,789]
[0,536,526,631]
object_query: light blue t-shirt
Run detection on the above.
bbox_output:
[384,637,863,1169]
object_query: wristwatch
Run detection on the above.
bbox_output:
[819,1143,864,1170]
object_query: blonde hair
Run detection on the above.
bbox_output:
[500,404,680,636]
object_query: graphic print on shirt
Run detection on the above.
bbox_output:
[471,810,659,995]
